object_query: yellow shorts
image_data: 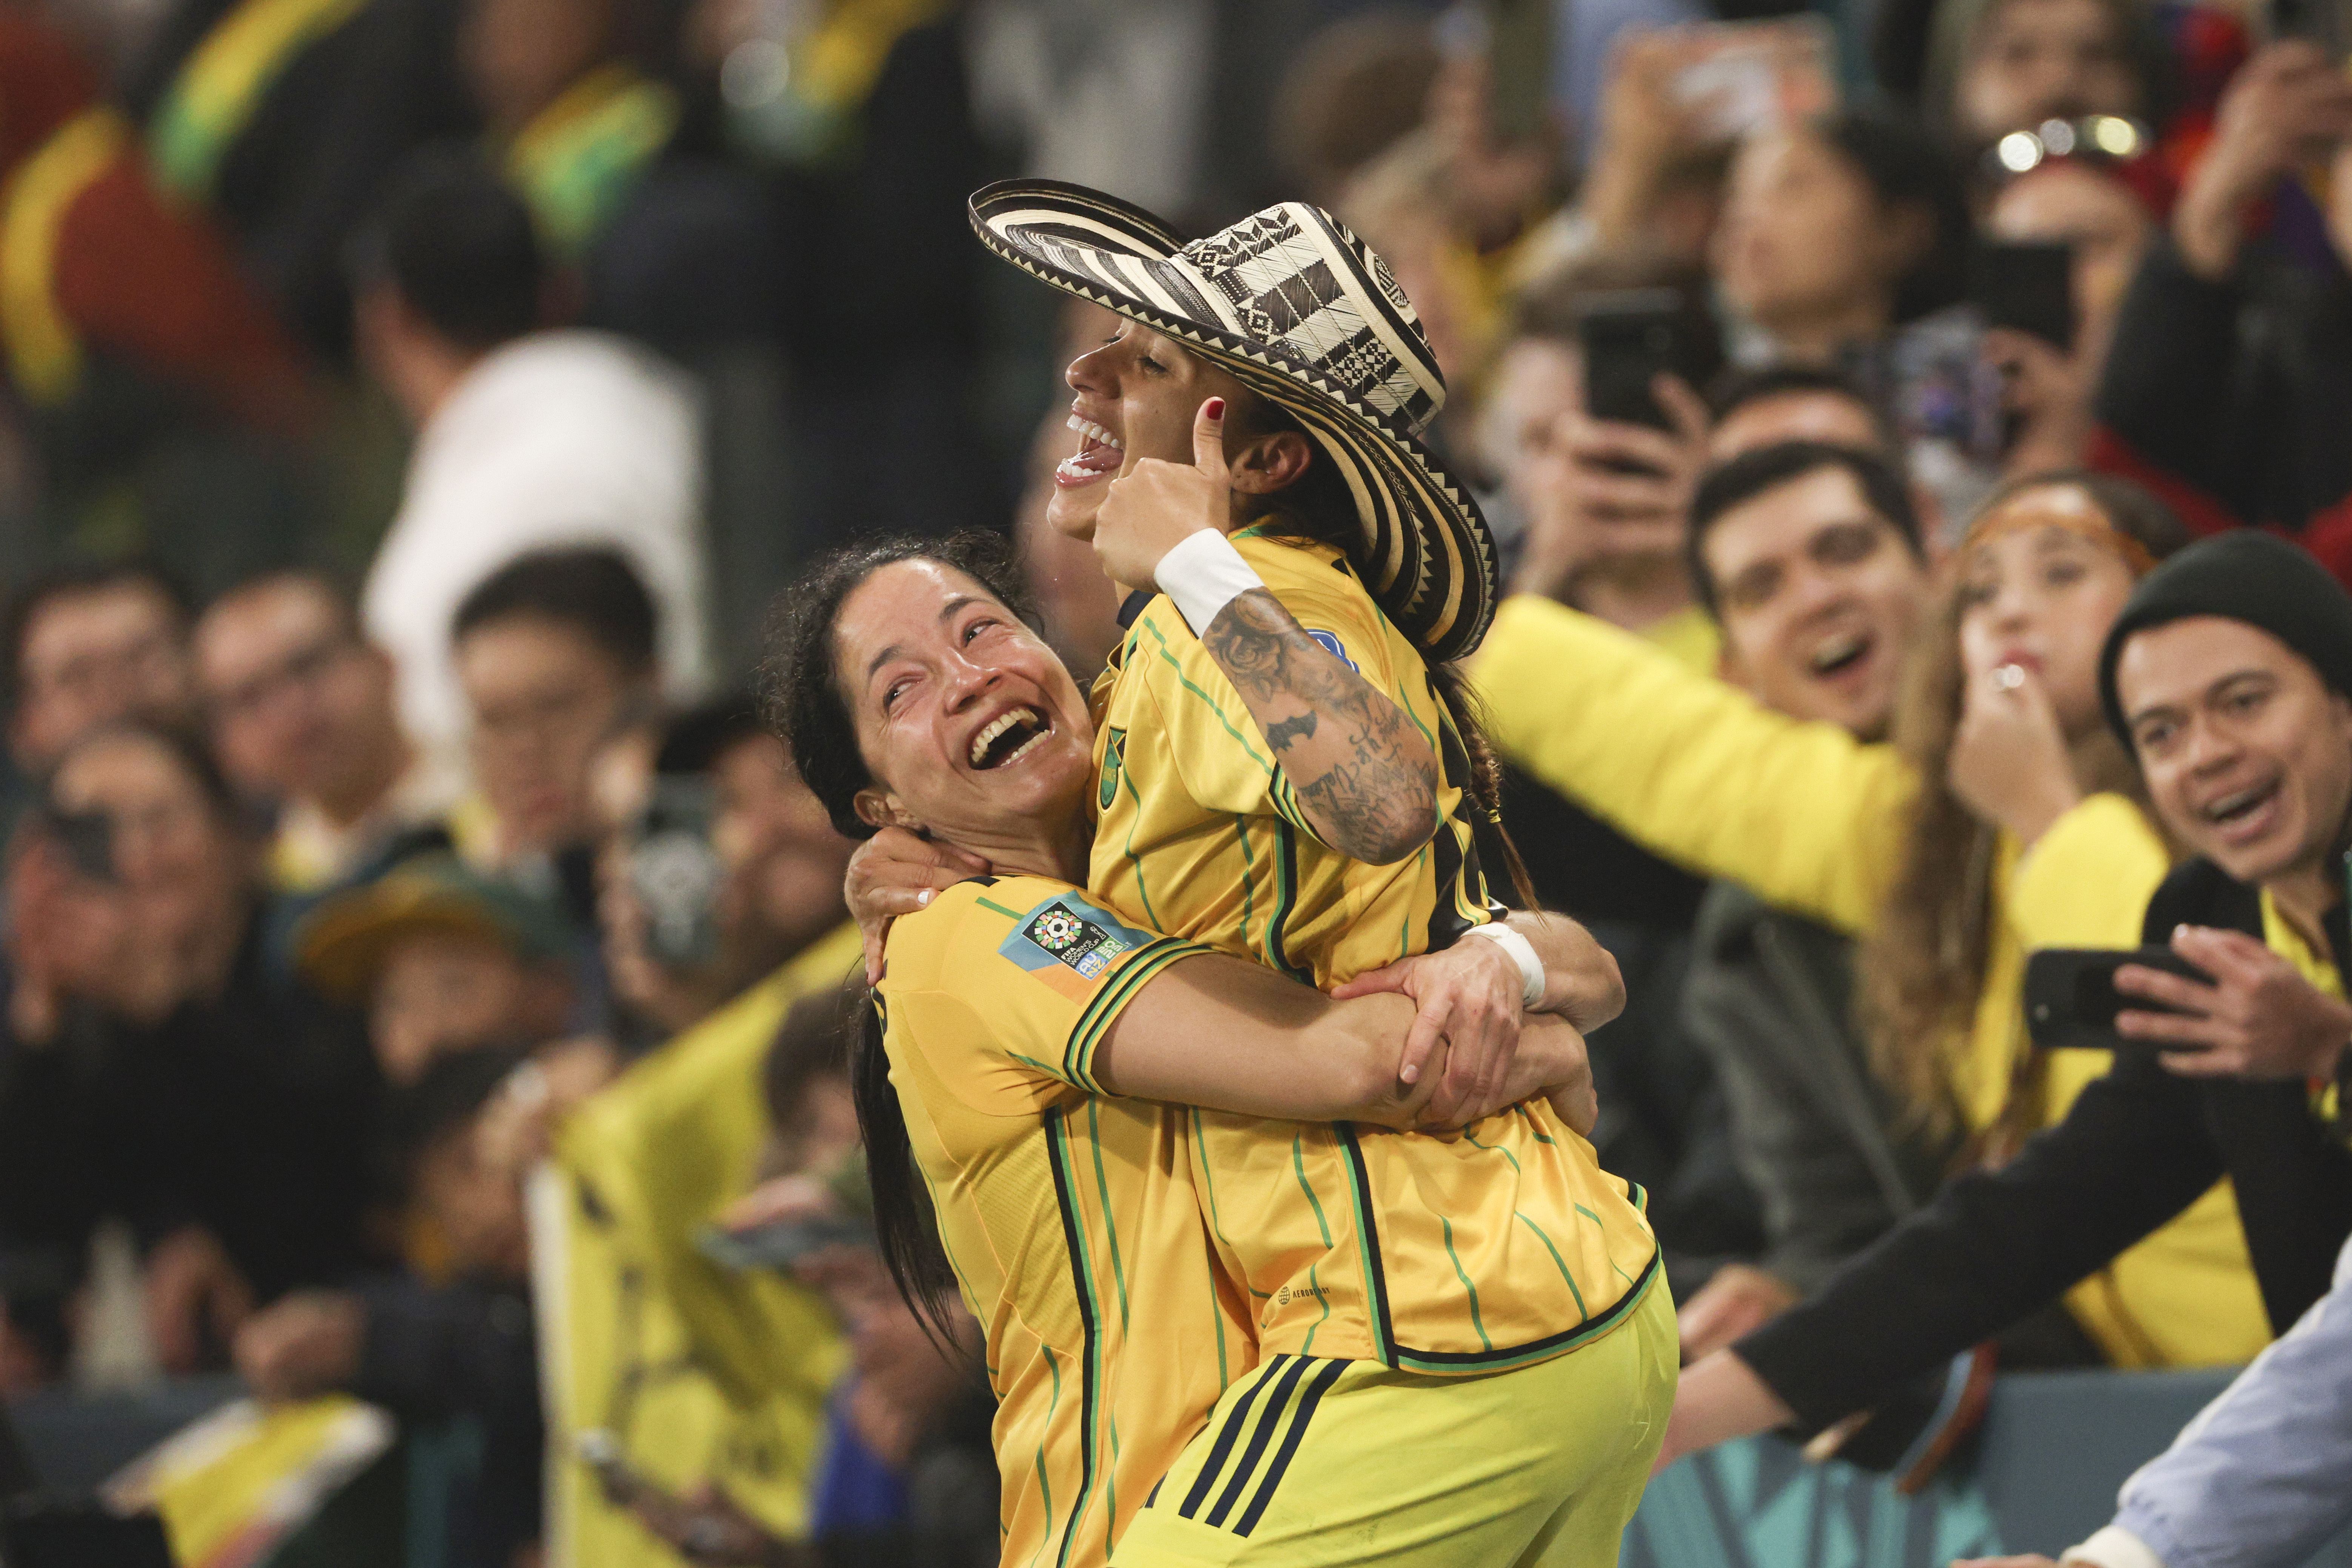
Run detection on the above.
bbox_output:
[1109,1279,1676,1568]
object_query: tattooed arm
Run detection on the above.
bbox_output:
[1093,394,1441,863]
[1201,588,1440,863]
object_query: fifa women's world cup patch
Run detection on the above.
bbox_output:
[998,889,1159,999]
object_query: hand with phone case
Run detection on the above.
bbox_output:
[602,776,731,1034]
[3,813,135,1043]
[1513,288,1712,604]
[2114,924,2352,1080]
[1584,22,1835,252]
[1972,239,2094,475]
[1584,31,1716,251]
[1510,367,1710,607]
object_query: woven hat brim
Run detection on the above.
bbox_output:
[969,179,1497,663]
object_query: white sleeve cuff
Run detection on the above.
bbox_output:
[2066,1525,2168,1568]
[1154,529,1265,637]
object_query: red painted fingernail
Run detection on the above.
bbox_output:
[1204,398,1225,419]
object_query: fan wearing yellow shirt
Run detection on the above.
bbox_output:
[768,530,1674,1568]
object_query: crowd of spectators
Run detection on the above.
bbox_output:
[2,0,2352,1564]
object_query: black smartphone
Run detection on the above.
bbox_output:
[2024,946,2214,1052]
[629,777,723,969]
[1972,240,2077,351]
[1484,0,1555,142]
[33,807,115,884]
[696,1213,877,1274]
[1577,289,1691,432]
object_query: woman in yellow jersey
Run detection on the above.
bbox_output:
[961,183,1687,1519]
[764,533,1676,1567]
[1476,469,2275,1379]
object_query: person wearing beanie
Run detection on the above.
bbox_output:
[1658,531,2352,1552]
[1957,532,2352,1568]
[2097,529,2352,746]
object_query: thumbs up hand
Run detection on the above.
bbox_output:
[1091,397,1233,594]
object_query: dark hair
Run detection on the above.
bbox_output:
[756,533,1034,1346]
[203,569,363,644]
[1271,12,1442,202]
[654,693,762,777]
[1224,394,1538,906]
[757,531,1037,840]
[52,719,242,827]
[1814,108,1972,325]
[1686,441,1923,619]
[6,559,192,706]
[452,547,660,677]
[349,145,543,350]
[1705,362,1901,455]
[760,976,859,1128]
[853,992,961,1345]
[1972,466,2190,560]
[388,1043,531,1174]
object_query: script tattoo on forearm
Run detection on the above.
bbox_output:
[1203,588,1439,862]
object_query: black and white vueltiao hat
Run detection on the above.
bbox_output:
[969,179,1499,664]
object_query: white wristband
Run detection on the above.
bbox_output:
[1154,529,1265,637]
[1467,922,1545,1009]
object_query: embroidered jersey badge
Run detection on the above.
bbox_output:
[1099,726,1127,812]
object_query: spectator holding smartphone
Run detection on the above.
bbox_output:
[1663,528,2352,1492]
[592,700,856,1043]
[544,722,860,1561]
[1481,259,1720,659]
[1481,469,2284,1463]
[0,723,374,1381]
[1982,153,2157,480]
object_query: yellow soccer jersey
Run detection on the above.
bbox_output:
[1088,525,1663,1375]
[880,876,1249,1568]
[1089,528,1495,989]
